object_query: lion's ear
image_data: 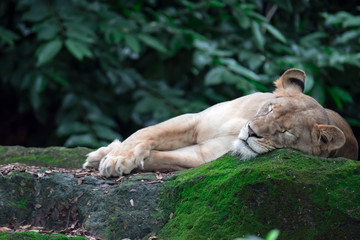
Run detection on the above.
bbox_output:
[317,124,345,152]
[274,68,306,95]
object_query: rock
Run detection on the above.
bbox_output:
[0,146,359,240]
[0,168,169,239]
[0,145,89,168]
[159,150,360,240]
[0,232,87,240]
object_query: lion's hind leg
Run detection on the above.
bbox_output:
[83,139,122,168]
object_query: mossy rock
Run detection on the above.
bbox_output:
[0,146,359,239]
[0,171,166,239]
[0,146,90,168]
[0,172,36,223]
[158,149,360,240]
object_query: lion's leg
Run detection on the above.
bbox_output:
[141,136,235,172]
[83,139,121,168]
[92,113,201,177]
[124,113,200,151]
[143,149,205,171]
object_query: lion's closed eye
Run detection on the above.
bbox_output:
[268,104,274,113]
[284,130,295,137]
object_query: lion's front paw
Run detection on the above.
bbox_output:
[83,147,107,169]
[98,143,150,177]
[98,155,136,177]
[83,139,122,169]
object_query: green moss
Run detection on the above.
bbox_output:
[0,146,91,168]
[4,172,35,211]
[0,233,9,240]
[5,155,51,165]
[158,149,360,240]
[0,232,86,240]
[9,199,28,209]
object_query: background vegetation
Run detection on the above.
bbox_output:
[0,0,359,156]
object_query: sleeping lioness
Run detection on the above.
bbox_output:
[83,68,358,177]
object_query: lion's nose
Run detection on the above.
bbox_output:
[248,125,259,138]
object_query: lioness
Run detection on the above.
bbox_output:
[84,69,358,177]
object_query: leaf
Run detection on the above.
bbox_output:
[204,67,227,85]
[34,75,47,93]
[36,38,63,66]
[44,70,69,86]
[251,21,265,49]
[238,52,265,70]
[87,112,117,128]
[56,122,89,137]
[21,5,50,22]
[265,229,280,240]
[0,27,20,46]
[334,30,359,44]
[65,22,96,44]
[304,74,314,93]
[235,10,251,29]
[263,23,287,43]
[322,11,351,26]
[30,84,41,111]
[104,29,124,44]
[300,32,327,47]
[343,16,360,28]
[134,96,164,114]
[32,18,59,41]
[20,74,33,90]
[92,124,122,141]
[66,30,95,44]
[194,39,216,52]
[328,88,343,110]
[329,87,353,103]
[170,34,186,54]
[210,50,234,57]
[346,118,360,127]
[138,34,168,53]
[193,51,212,69]
[247,10,268,22]
[210,1,225,8]
[124,34,141,53]
[64,134,100,148]
[61,93,78,109]
[65,39,93,60]
[221,58,260,81]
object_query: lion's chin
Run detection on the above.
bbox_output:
[231,138,258,160]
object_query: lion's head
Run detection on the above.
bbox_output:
[232,68,358,160]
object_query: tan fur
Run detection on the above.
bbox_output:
[84,69,359,177]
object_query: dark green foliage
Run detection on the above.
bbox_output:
[0,0,359,147]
